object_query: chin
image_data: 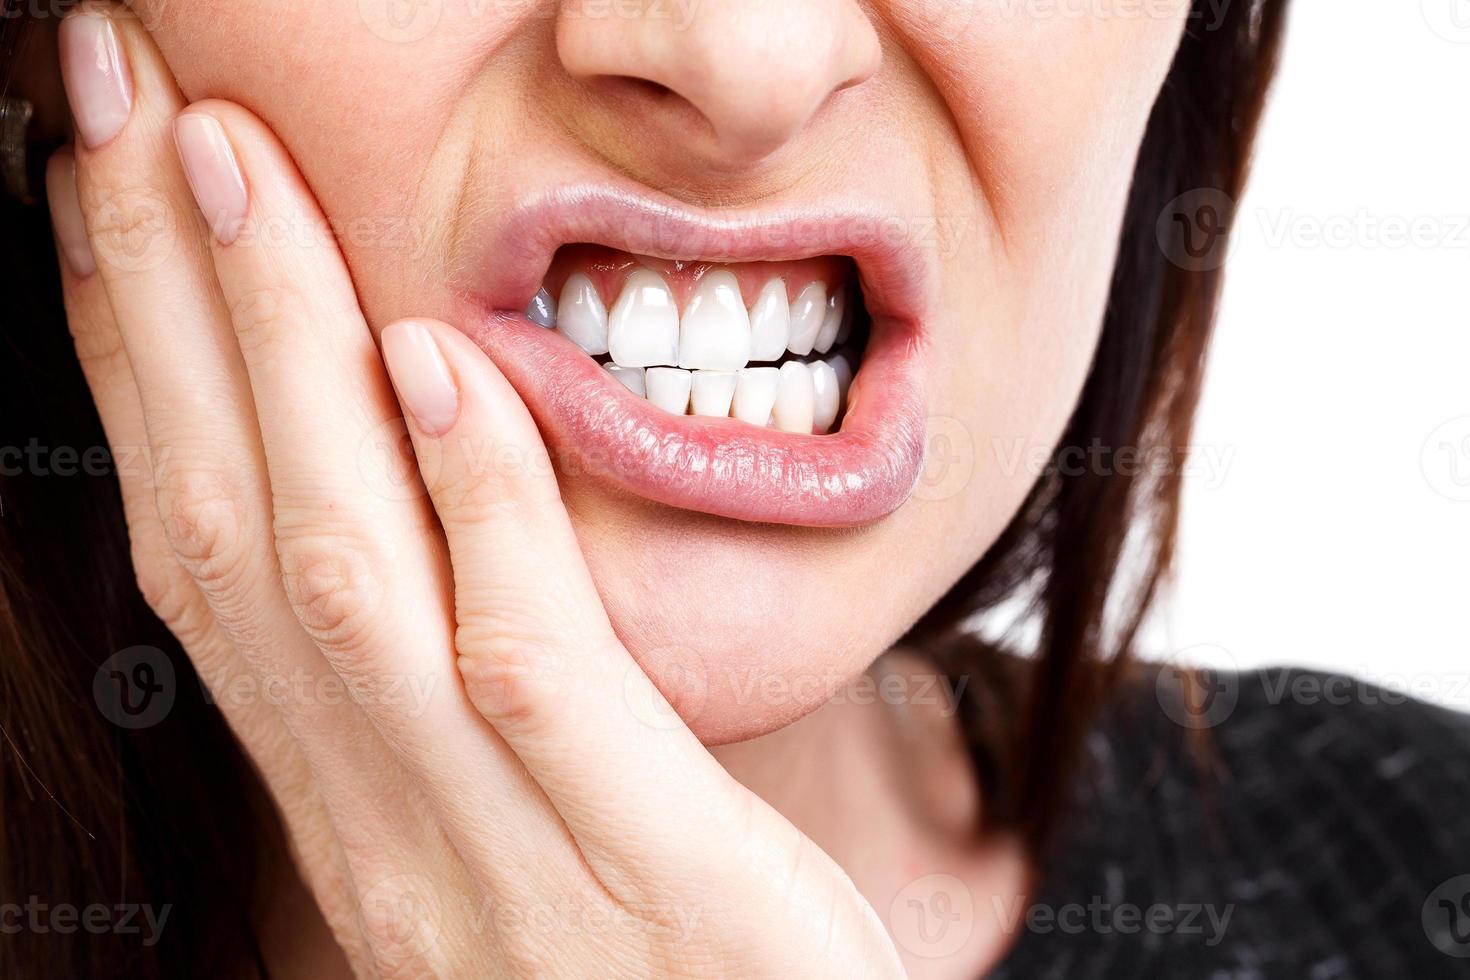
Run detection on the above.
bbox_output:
[564,484,907,744]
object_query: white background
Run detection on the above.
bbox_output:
[1143,1,1470,710]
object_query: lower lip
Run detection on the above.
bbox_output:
[459,312,929,527]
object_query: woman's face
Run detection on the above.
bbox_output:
[131,0,1187,741]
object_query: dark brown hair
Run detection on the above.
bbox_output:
[910,1,1291,850]
[1,2,1289,975]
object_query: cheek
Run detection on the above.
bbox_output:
[917,7,1191,581]
[129,0,1190,741]
[139,0,513,321]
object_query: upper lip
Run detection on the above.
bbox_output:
[447,180,937,528]
[450,181,938,329]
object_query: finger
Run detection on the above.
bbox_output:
[47,145,376,975]
[381,319,751,892]
[65,4,325,717]
[63,3,446,890]
[171,97,589,905]
[52,144,254,724]
[51,144,290,788]
[170,98,451,689]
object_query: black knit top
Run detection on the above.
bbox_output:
[989,667,1470,978]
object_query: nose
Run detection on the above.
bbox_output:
[556,0,881,166]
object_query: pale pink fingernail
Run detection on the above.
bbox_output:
[46,151,97,278]
[173,113,249,246]
[382,322,461,436]
[59,11,134,149]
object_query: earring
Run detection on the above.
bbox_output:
[1,96,36,203]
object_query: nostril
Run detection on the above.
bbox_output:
[587,75,687,117]
[623,78,674,101]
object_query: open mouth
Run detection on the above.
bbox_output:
[449,185,932,528]
[525,246,864,435]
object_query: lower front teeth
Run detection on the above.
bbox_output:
[732,367,781,426]
[602,358,853,433]
[773,362,816,435]
[606,365,646,397]
[646,367,694,416]
[691,370,738,417]
[810,360,840,435]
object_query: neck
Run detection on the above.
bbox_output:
[711,649,1029,980]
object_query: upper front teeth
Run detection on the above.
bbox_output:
[608,269,680,368]
[679,270,752,371]
[550,268,850,372]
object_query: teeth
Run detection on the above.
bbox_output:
[813,288,844,354]
[556,273,608,355]
[609,269,680,368]
[645,367,693,415]
[526,287,557,329]
[678,270,752,371]
[772,362,815,434]
[787,282,826,357]
[810,360,841,434]
[834,295,854,346]
[547,265,859,433]
[691,370,738,417]
[605,364,646,397]
[748,279,791,362]
[733,367,781,426]
[828,353,853,403]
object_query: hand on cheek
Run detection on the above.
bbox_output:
[49,4,907,976]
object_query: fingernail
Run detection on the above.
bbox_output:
[46,151,97,277]
[382,322,460,435]
[59,11,133,149]
[173,113,249,246]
